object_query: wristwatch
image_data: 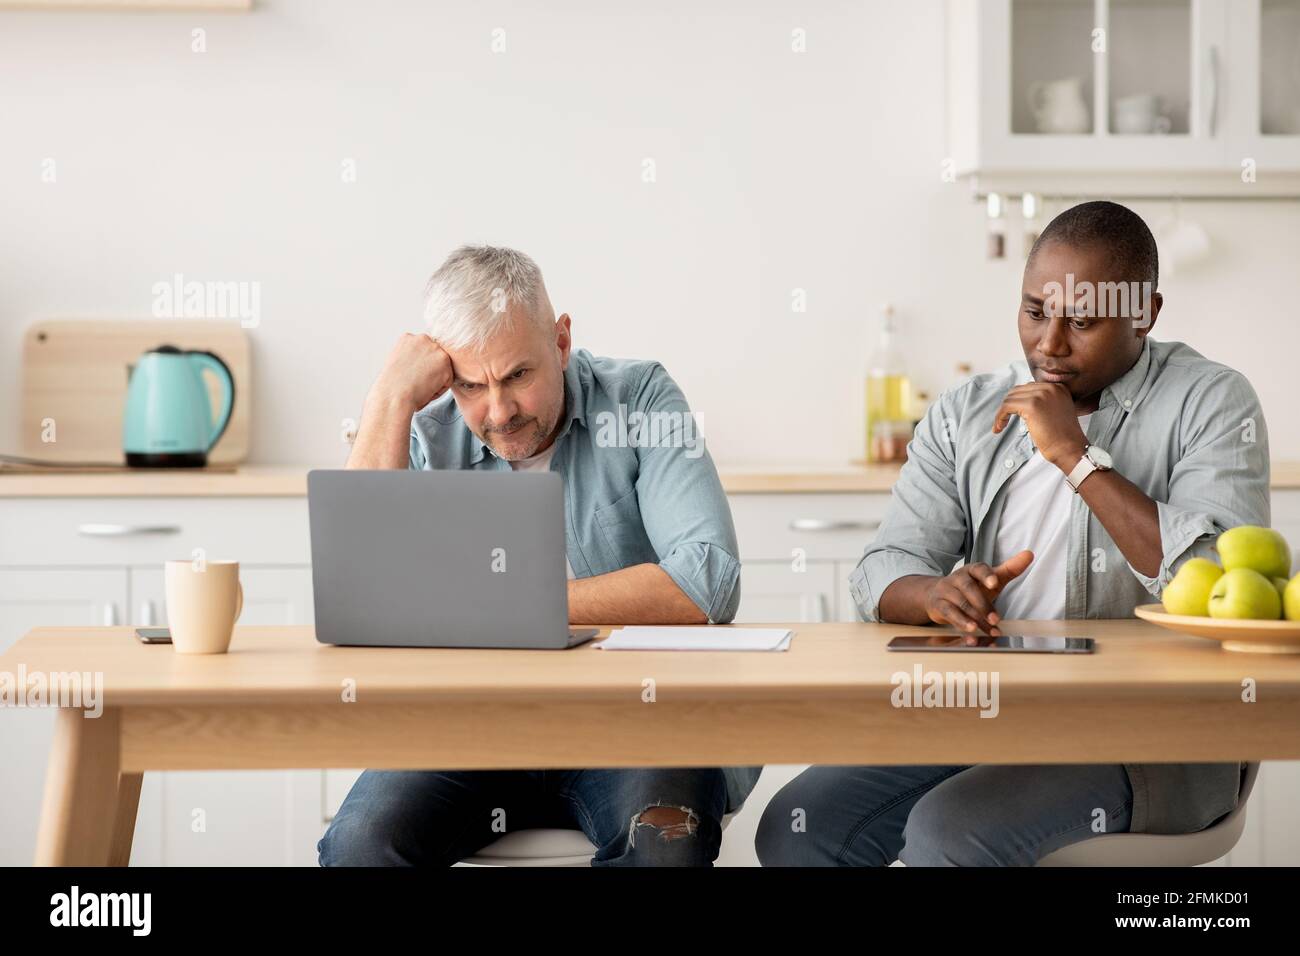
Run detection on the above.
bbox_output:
[1065,444,1113,492]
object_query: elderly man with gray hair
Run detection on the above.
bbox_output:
[318,244,758,866]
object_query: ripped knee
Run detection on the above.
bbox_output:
[628,803,700,846]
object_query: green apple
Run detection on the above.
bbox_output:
[1208,568,1283,620]
[1216,526,1292,580]
[1284,574,1300,622]
[1162,558,1224,616]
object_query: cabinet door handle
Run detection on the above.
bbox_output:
[138,600,156,626]
[1207,44,1220,138]
[102,602,120,626]
[799,594,831,623]
[77,523,181,537]
[789,518,880,533]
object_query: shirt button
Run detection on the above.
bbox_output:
[1123,398,1132,408]
[1004,457,1015,469]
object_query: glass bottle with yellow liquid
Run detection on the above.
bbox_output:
[865,304,912,463]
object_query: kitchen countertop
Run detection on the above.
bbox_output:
[2,461,1300,496]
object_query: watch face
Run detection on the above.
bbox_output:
[1089,446,1113,469]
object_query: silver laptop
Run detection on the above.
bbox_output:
[307,469,597,649]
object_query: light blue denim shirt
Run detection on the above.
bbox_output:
[849,336,1268,834]
[409,348,742,623]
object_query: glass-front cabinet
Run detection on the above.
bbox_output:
[947,0,1300,174]
[1228,0,1300,166]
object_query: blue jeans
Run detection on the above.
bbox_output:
[319,767,757,866]
[755,763,1133,866]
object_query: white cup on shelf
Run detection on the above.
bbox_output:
[1114,93,1172,135]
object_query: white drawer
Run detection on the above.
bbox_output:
[0,497,311,567]
[727,493,891,562]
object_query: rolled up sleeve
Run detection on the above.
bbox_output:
[631,364,741,623]
[1127,370,1271,596]
[848,392,969,622]
[408,425,427,471]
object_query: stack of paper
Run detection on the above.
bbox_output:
[594,627,793,651]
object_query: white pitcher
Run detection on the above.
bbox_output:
[1029,77,1091,134]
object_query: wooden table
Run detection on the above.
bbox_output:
[4,619,1300,866]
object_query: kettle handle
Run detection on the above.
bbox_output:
[185,350,237,452]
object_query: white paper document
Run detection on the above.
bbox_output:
[594,627,793,651]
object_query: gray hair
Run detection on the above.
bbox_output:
[422,245,553,351]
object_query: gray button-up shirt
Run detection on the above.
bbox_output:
[849,336,1268,834]
[409,348,743,623]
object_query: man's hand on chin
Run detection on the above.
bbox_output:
[992,382,1089,472]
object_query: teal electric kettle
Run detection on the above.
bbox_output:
[122,345,236,467]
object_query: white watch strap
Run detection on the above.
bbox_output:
[1066,452,1097,491]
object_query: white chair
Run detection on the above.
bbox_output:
[460,813,736,867]
[1036,762,1260,866]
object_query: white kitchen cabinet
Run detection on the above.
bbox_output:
[0,496,311,568]
[0,494,320,866]
[947,0,1300,177]
[129,565,316,635]
[729,492,884,624]
[0,568,128,866]
[1227,0,1300,167]
[1251,761,1300,864]
[129,565,322,866]
[734,561,838,624]
[729,493,885,563]
[1271,489,1300,570]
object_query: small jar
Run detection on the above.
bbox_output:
[870,420,913,464]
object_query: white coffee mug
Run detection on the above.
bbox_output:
[1114,93,1171,135]
[164,559,244,655]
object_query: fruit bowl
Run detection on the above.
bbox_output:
[1135,604,1300,653]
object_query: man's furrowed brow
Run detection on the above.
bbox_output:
[1022,291,1044,306]
[455,360,529,387]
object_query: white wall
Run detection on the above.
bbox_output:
[1,0,1297,465]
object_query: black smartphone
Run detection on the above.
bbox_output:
[135,627,172,644]
[887,634,1095,653]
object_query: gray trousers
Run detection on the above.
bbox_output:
[755,763,1134,866]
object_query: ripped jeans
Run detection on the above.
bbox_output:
[318,767,758,867]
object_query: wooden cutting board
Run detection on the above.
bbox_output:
[19,319,251,466]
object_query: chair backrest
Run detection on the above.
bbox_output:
[1213,761,1262,829]
[1239,761,1261,805]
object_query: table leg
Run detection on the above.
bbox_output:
[109,773,143,866]
[34,707,123,866]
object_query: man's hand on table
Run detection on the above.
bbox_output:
[923,550,1034,643]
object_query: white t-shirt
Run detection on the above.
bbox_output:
[508,442,575,580]
[992,413,1094,621]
